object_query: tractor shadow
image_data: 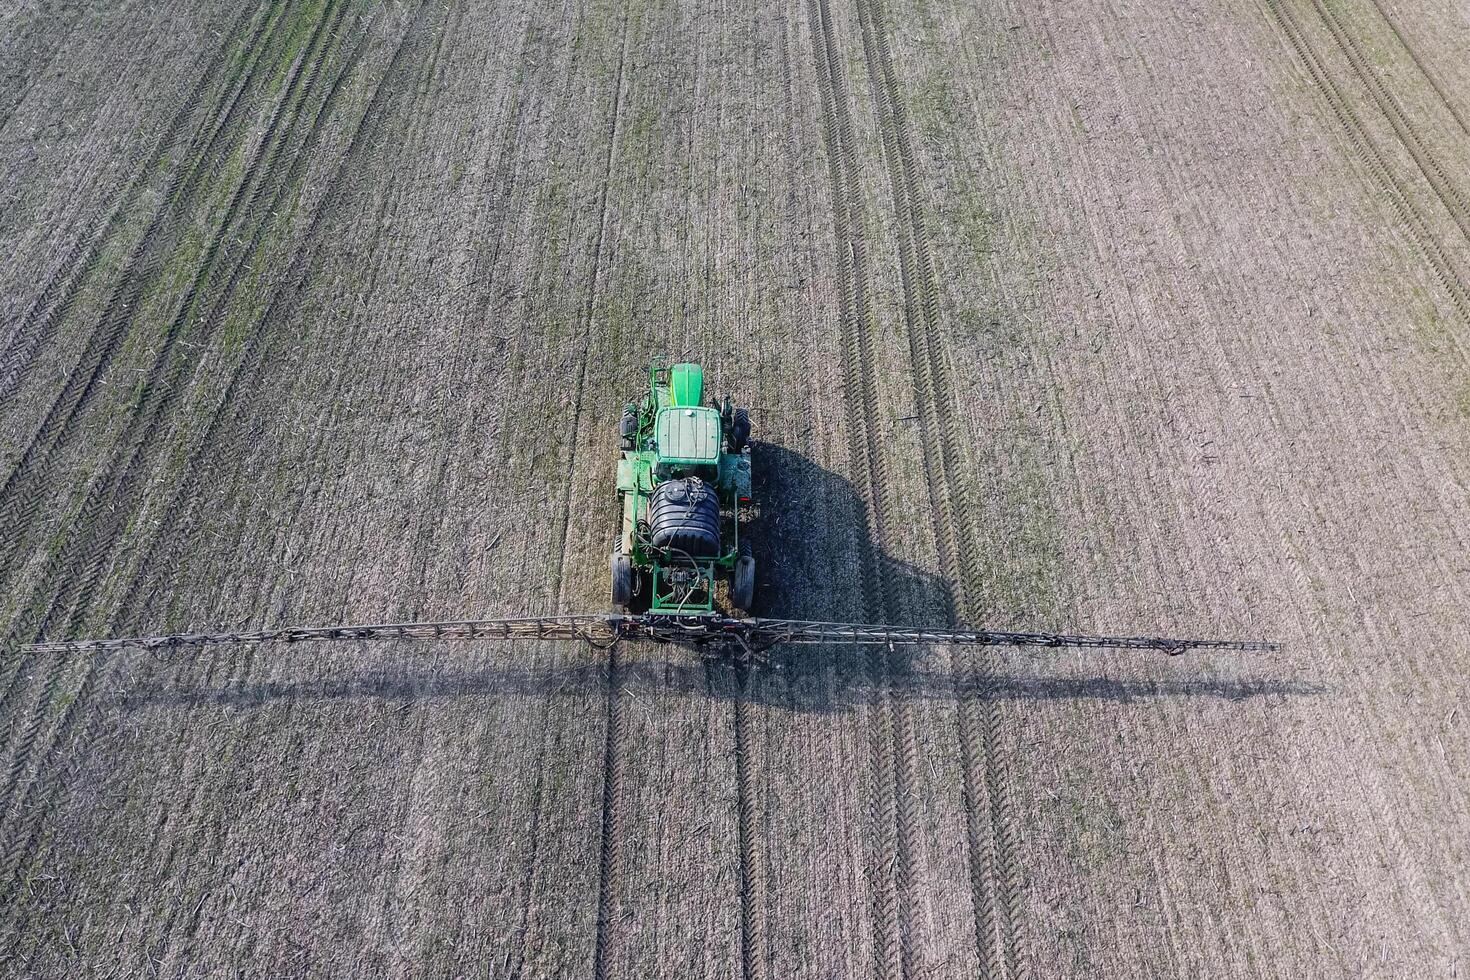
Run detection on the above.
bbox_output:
[645,441,1311,712]
[121,442,1313,715]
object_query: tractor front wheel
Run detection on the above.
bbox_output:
[730,407,751,451]
[611,551,634,608]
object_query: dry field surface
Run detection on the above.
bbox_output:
[3,0,1469,976]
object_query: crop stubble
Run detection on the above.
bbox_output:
[886,0,1470,974]
[4,0,1470,977]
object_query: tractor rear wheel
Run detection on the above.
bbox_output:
[611,551,634,608]
[731,552,755,613]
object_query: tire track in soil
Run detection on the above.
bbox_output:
[0,2,265,402]
[733,668,770,980]
[0,5,357,894]
[0,0,349,797]
[1,0,413,953]
[504,720,550,980]
[336,1,535,952]
[0,0,286,438]
[852,0,962,976]
[592,644,628,980]
[0,3,91,135]
[547,9,632,979]
[1262,0,1470,336]
[803,1,906,978]
[136,11,433,967]
[1363,0,1470,143]
[492,19,583,969]
[0,0,411,954]
[41,0,352,647]
[0,0,291,566]
[1309,0,1470,244]
[221,8,482,966]
[546,5,631,618]
[742,18,801,980]
[0,4,388,947]
[176,0,440,657]
[0,0,293,767]
[113,0,403,653]
[850,0,1025,974]
[144,8,454,967]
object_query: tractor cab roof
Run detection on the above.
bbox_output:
[654,406,721,464]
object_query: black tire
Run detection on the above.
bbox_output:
[619,403,638,450]
[731,554,755,613]
[611,551,634,608]
[730,407,751,451]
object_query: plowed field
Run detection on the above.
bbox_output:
[4,0,1469,976]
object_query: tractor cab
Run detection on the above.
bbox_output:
[652,405,721,482]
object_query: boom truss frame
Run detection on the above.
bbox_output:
[20,614,1279,658]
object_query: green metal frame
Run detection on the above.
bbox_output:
[649,562,715,613]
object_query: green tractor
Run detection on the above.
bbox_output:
[611,362,755,614]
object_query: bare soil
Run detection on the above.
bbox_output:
[3,0,1469,976]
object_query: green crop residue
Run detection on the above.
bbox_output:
[954,194,997,267]
[985,441,1067,622]
[268,0,332,99]
[896,0,1068,628]
[538,174,572,266]
[594,294,636,351]
[130,374,152,413]
[623,103,659,177]
[221,204,287,354]
[909,72,958,150]
[1455,382,1470,420]
[85,0,343,628]
[149,133,249,338]
[1408,282,1454,359]
[573,0,615,79]
[219,295,255,355]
